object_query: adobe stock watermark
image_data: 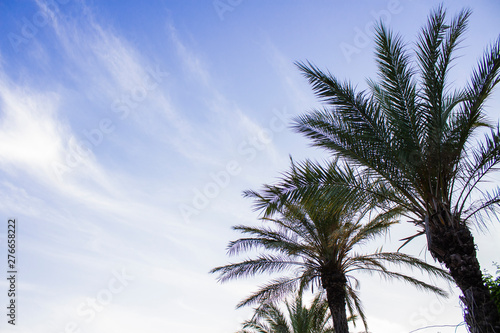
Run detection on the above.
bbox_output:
[178,107,292,223]
[8,0,72,53]
[213,0,243,21]
[51,65,169,181]
[56,267,134,333]
[339,0,405,63]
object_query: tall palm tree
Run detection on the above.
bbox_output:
[237,291,334,333]
[286,6,500,332]
[211,159,450,333]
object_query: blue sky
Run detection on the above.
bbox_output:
[0,1,499,332]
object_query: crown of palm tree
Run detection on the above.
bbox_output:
[292,6,500,232]
[237,292,334,333]
[212,159,450,332]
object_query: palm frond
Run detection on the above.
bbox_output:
[450,35,500,159]
[462,187,500,228]
[343,214,398,253]
[374,22,422,167]
[455,126,500,217]
[210,255,305,283]
[228,224,313,258]
[345,286,368,331]
[417,6,470,149]
[365,267,449,297]
[359,252,452,282]
[236,277,303,308]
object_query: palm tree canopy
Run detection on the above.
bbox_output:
[211,159,451,331]
[292,6,500,229]
[237,292,334,333]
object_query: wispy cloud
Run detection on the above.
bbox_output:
[166,19,288,169]
[0,0,205,277]
[262,37,319,113]
[0,71,68,181]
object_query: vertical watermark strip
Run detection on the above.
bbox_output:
[6,218,17,325]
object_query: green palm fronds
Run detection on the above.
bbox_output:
[212,160,450,332]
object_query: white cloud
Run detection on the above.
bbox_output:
[164,29,294,194]
[261,38,319,113]
[168,22,211,87]
[0,77,64,173]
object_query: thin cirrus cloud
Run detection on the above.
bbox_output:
[1,4,258,329]
[0,0,214,301]
[166,18,290,170]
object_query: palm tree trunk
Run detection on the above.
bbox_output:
[427,213,500,333]
[322,270,349,333]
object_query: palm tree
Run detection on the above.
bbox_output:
[237,291,334,333]
[211,159,450,333]
[286,6,500,332]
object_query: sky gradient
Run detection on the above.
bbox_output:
[0,1,499,332]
